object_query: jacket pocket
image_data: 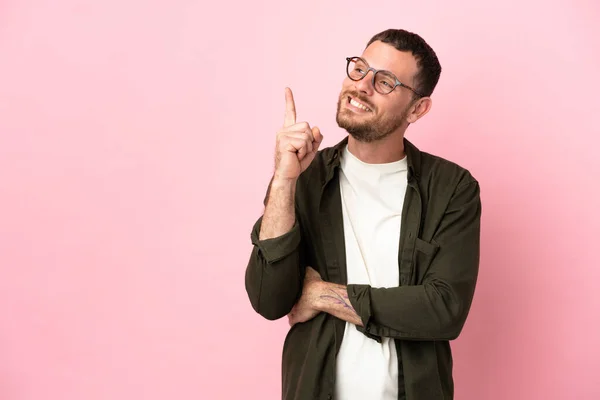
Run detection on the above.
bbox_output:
[412,238,440,284]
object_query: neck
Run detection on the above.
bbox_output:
[347,132,406,164]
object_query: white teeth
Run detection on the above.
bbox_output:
[350,98,371,111]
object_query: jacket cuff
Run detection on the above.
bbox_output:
[347,284,381,343]
[250,216,301,263]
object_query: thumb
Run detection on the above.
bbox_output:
[305,266,322,280]
[311,126,323,151]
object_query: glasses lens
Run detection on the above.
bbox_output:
[347,57,367,81]
[374,71,396,94]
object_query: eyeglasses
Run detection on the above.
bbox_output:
[346,56,423,97]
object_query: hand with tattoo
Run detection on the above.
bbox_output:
[287,267,363,327]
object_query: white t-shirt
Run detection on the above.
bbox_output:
[335,144,408,400]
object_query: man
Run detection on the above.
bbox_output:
[245,28,481,400]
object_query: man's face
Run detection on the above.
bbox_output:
[336,41,420,143]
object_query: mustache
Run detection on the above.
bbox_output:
[342,91,375,111]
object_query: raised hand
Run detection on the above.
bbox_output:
[274,88,323,181]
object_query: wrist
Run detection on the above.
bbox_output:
[271,175,297,188]
[309,280,328,312]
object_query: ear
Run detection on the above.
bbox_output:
[406,97,432,124]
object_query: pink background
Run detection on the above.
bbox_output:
[1,0,599,399]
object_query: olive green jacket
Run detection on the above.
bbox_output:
[245,136,481,400]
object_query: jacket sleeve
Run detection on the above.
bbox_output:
[347,180,482,341]
[244,182,305,320]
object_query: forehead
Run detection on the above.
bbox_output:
[360,41,418,82]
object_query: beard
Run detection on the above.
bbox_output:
[336,91,409,143]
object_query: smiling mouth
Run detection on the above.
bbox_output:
[347,96,372,112]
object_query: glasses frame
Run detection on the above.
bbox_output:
[346,56,424,97]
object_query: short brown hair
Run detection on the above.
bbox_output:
[367,29,442,97]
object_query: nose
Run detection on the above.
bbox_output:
[354,69,375,96]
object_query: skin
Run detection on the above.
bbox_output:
[260,40,434,327]
[336,40,433,164]
[288,267,363,327]
[258,88,323,241]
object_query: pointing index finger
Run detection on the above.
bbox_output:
[284,87,296,127]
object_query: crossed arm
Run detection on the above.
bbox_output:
[287,181,481,342]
